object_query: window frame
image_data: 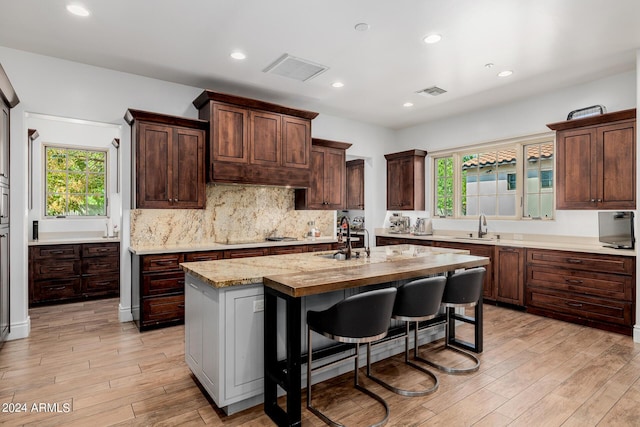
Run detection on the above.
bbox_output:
[43,143,109,219]
[430,132,555,220]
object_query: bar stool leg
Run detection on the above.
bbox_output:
[366,321,439,397]
[307,331,390,427]
[415,307,480,374]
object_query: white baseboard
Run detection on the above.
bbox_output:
[7,316,31,341]
[119,304,133,323]
[634,325,640,343]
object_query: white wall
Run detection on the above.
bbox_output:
[396,70,637,237]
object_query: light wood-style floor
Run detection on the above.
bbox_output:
[1,299,639,426]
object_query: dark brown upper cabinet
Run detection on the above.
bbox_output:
[125,109,207,209]
[193,90,318,188]
[385,149,426,211]
[295,139,352,210]
[547,109,636,210]
[346,159,365,210]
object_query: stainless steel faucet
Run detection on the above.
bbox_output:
[478,213,488,238]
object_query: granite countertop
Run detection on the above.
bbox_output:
[375,228,637,257]
[129,236,338,255]
[29,232,121,246]
[180,244,472,290]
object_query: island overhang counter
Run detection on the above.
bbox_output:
[180,244,490,423]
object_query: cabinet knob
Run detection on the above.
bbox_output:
[597,199,602,202]
[590,199,595,202]
[174,198,179,202]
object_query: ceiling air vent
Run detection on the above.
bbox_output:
[416,86,447,96]
[263,54,329,82]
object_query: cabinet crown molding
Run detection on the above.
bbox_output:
[124,109,208,129]
[193,90,319,120]
[312,138,352,150]
[546,108,636,131]
[384,149,427,160]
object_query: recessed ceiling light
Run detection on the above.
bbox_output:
[230,51,246,60]
[354,23,370,31]
[66,4,90,17]
[331,82,344,88]
[403,102,414,108]
[423,34,442,44]
[497,70,513,77]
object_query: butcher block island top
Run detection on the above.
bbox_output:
[180,244,490,296]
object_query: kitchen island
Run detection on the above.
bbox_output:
[180,245,490,422]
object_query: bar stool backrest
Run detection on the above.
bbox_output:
[307,287,397,343]
[442,267,486,305]
[393,276,447,320]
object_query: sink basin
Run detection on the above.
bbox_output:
[314,252,349,260]
[455,236,495,241]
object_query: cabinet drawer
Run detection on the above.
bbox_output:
[33,278,81,302]
[527,249,634,275]
[224,248,269,259]
[527,265,633,301]
[142,253,184,272]
[83,275,119,294]
[83,256,119,275]
[32,259,81,280]
[269,245,306,255]
[143,271,185,296]
[307,243,335,252]
[31,244,81,260]
[185,251,224,262]
[527,288,632,326]
[142,295,185,325]
[83,243,119,257]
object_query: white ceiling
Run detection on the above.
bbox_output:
[1,0,639,129]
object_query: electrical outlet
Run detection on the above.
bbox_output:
[253,299,264,312]
[513,233,523,240]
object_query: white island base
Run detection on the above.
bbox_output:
[184,272,444,415]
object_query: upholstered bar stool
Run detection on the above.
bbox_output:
[418,267,486,374]
[366,276,447,397]
[306,287,397,427]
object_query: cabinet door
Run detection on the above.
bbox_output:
[185,281,203,371]
[137,123,172,208]
[0,102,8,187]
[0,186,8,225]
[346,159,364,209]
[223,286,264,400]
[598,121,636,209]
[556,128,596,209]
[323,146,346,209]
[306,147,326,208]
[495,246,524,305]
[213,103,248,164]
[282,116,310,169]
[0,229,9,341]
[173,126,205,208]
[249,111,281,166]
[387,159,403,210]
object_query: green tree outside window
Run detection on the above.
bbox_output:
[45,146,107,216]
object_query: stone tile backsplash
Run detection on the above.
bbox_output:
[130,184,335,247]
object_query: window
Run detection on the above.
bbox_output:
[45,146,107,217]
[434,157,454,217]
[432,136,554,219]
[523,142,554,219]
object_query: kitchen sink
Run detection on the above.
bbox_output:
[314,252,349,260]
[454,236,496,241]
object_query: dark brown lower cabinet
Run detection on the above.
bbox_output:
[132,242,340,331]
[494,246,525,306]
[29,242,120,306]
[526,248,635,335]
